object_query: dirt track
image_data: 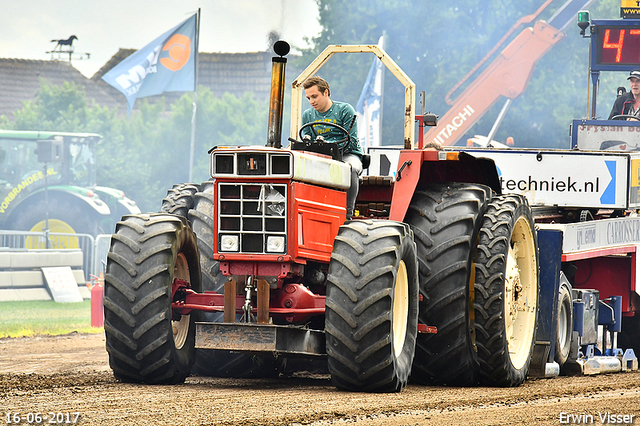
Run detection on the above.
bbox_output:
[1,333,640,425]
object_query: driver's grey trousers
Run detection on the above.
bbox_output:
[343,153,363,219]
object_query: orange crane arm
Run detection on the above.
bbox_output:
[444,0,555,105]
[424,20,564,147]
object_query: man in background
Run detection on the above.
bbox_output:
[609,69,640,120]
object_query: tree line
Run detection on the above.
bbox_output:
[295,0,620,148]
[0,0,622,213]
[0,81,267,212]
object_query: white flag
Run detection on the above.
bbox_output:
[356,35,385,149]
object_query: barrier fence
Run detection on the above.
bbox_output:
[0,231,111,282]
[94,234,112,280]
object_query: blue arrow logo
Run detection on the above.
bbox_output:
[600,160,616,205]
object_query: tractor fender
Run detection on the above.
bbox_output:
[116,196,141,214]
[94,186,141,215]
[389,150,502,221]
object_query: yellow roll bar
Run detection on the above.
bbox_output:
[290,45,416,150]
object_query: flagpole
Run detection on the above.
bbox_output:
[378,31,386,147]
[188,8,200,183]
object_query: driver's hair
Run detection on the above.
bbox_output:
[303,76,330,96]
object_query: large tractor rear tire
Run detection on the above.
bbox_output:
[404,183,492,385]
[188,182,226,296]
[325,220,419,392]
[161,183,200,217]
[474,194,539,387]
[103,214,201,384]
[160,182,222,296]
[187,181,279,378]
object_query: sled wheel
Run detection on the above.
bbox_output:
[326,220,419,392]
[404,183,492,385]
[554,273,573,366]
[188,181,279,377]
[618,313,640,355]
[104,214,201,384]
[474,194,539,386]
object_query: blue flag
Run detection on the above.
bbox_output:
[102,13,197,115]
[356,35,385,149]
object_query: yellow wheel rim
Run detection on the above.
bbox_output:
[172,252,191,350]
[504,216,538,370]
[26,219,79,249]
[392,260,409,358]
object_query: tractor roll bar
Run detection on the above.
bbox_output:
[290,45,416,150]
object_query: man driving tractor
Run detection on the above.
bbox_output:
[301,76,363,219]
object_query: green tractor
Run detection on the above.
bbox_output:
[0,130,139,246]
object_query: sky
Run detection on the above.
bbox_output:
[2,0,322,78]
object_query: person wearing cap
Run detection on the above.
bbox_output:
[608,69,640,120]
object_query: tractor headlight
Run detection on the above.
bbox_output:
[266,235,285,253]
[220,235,239,252]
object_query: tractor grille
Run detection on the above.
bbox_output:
[218,183,287,254]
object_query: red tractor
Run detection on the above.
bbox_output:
[103,42,538,391]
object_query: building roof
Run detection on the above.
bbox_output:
[0,58,122,119]
[0,49,300,120]
[198,51,274,101]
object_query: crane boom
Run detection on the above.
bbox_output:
[425,0,595,147]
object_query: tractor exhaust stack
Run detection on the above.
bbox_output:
[266,41,290,148]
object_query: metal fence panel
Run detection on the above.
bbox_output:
[94,234,111,279]
[0,231,99,281]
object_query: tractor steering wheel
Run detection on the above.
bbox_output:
[299,121,351,146]
[611,114,640,121]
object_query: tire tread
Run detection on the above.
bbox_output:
[405,183,492,386]
[474,194,538,387]
[326,220,419,392]
[104,214,199,384]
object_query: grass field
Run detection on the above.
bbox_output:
[0,300,103,338]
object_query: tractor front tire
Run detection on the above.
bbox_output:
[474,194,539,387]
[325,220,419,392]
[404,183,492,385]
[103,214,201,384]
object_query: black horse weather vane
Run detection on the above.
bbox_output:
[47,35,90,62]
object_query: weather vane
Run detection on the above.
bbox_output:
[47,35,90,62]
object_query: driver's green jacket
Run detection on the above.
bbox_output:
[301,101,363,159]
